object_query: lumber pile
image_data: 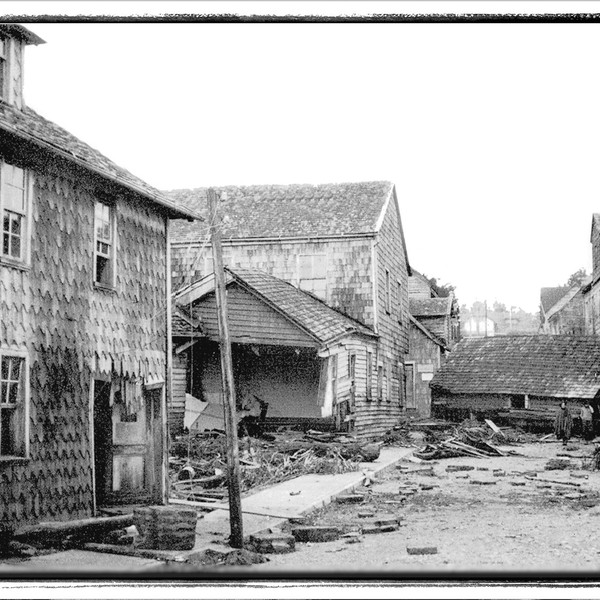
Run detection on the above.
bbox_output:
[413,422,505,461]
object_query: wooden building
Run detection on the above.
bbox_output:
[430,335,600,426]
[584,214,600,335]
[406,316,448,417]
[173,268,380,436]
[0,26,197,528]
[168,182,411,438]
[406,270,457,417]
[541,279,589,335]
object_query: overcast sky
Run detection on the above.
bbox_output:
[17,7,600,313]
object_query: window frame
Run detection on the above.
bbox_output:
[94,199,117,289]
[366,350,373,402]
[0,348,30,460]
[385,269,391,314]
[0,160,32,268]
[397,280,403,324]
[0,36,7,101]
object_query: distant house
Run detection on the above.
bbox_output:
[584,214,600,335]
[0,26,197,529]
[405,271,459,418]
[430,335,600,425]
[168,181,411,438]
[461,315,496,337]
[173,268,379,435]
[540,278,590,335]
[406,316,449,417]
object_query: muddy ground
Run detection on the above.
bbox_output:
[246,439,600,573]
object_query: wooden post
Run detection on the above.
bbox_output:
[208,188,244,548]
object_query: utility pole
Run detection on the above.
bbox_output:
[208,187,244,548]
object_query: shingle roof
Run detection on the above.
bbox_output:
[167,181,394,242]
[540,286,568,314]
[0,103,198,220]
[175,267,377,346]
[409,297,452,317]
[409,315,447,349]
[229,267,376,345]
[430,335,600,399]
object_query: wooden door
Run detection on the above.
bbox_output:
[405,363,416,410]
[94,381,162,506]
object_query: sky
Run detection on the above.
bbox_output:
[11,3,600,314]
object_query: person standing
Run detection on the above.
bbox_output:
[580,403,594,441]
[554,401,573,447]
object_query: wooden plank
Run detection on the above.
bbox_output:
[169,498,303,520]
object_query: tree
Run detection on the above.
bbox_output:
[426,276,456,298]
[493,301,507,313]
[566,268,587,287]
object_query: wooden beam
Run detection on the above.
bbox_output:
[175,339,200,355]
[208,187,244,549]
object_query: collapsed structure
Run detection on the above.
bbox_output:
[168,182,412,438]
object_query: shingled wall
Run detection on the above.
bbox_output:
[1,149,168,527]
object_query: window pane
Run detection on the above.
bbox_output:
[1,357,9,380]
[0,381,7,404]
[10,213,21,235]
[8,357,22,383]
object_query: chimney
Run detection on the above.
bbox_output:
[0,25,44,110]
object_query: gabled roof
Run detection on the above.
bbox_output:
[175,267,377,347]
[409,297,452,317]
[0,103,199,220]
[409,315,448,350]
[167,181,395,242]
[540,286,568,315]
[430,335,600,399]
[544,277,591,322]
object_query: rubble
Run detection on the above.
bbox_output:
[169,428,371,502]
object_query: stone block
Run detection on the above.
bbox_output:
[470,480,496,486]
[133,505,198,551]
[291,526,341,543]
[407,546,437,555]
[335,494,365,504]
[446,465,474,472]
[249,533,295,554]
[358,511,375,518]
[493,470,506,477]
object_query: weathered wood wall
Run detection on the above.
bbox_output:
[407,323,442,418]
[1,142,168,527]
[172,238,375,328]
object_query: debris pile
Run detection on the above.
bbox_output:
[169,429,378,501]
[413,420,506,461]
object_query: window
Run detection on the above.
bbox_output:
[0,352,28,458]
[386,360,392,403]
[405,362,416,409]
[298,254,327,299]
[94,201,115,286]
[0,37,7,100]
[377,364,383,401]
[366,351,373,402]
[397,281,403,323]
[1,162,29,264]
[385,270,391,313]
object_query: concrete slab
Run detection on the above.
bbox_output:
[1,549,161,572]
[186,445,414,554]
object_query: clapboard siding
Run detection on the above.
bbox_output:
[193,286,318,348]
[169,351,188,434]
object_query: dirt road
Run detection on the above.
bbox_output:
[246,439,600,573]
